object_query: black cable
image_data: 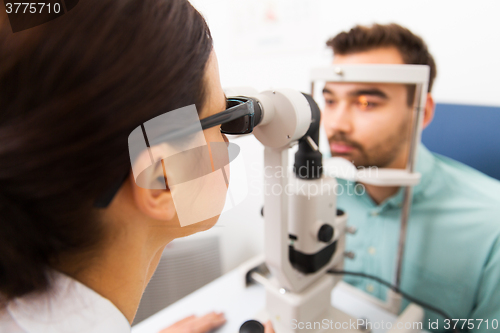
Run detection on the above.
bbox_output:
[327,269,460,333]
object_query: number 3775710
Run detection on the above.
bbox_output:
[5,2,62,14]
[443,319,499,330]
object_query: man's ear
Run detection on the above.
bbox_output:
[129,167,177,222]
[422,93,435,130]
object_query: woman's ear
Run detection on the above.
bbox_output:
[129,166,177,222]
[422,93,435,130]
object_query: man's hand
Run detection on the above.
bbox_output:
[159,312,226,333]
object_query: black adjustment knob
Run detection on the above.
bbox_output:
[318,224,334,242]
[240,320,265,333]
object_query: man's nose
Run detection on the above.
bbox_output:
[326,102,353,134]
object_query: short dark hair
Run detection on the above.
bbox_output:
[326,23,437,93]
[0,0,212,301]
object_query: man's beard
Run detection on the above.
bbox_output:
[328,121,411,169]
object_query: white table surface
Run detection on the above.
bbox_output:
[132,264,400,333]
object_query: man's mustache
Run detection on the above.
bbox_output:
[328,133,364,151]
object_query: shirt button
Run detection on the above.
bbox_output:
[366,284,375,293]
[368,247,376,255]
[370,211,379,216]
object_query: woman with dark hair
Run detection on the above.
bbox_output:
[0,0,274,332]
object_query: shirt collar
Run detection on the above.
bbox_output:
[343,144,436,210]
[381,144,436,208]
[7,270,130,333]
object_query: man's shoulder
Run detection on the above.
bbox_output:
[429,151,500,206]
[415,150,500,238]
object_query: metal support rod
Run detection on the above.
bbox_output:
[393,84,425,290]
[394,187,413,289]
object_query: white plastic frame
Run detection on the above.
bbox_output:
[310,64,430,314]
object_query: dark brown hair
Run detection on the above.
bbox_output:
[0,0,212,301]
[326,23,437,94]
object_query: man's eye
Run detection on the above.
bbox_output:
[357,101,377,109]
[356,96,377,110]
[325,99,336,106]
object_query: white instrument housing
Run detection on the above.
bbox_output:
[229,63,430,332]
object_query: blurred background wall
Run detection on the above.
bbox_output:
[193,0,500,106]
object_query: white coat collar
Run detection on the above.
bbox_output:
[7,270,130,333]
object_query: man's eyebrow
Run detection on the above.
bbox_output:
[322,87,334,95]
[349,89,388,99]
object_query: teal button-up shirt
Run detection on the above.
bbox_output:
[331,145,500,332]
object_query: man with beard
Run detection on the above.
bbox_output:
[322,24,500,332]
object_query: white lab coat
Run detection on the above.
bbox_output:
[0,270,130,333]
